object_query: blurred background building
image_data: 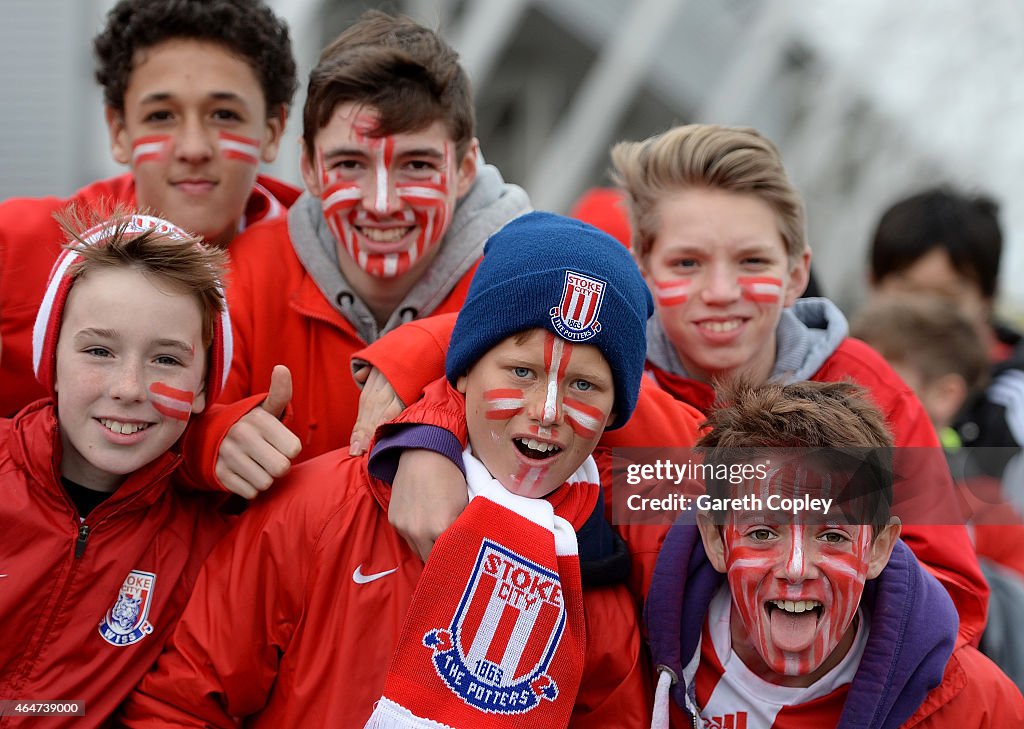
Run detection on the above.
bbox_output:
[3,0,1023,318]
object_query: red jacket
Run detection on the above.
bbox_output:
[356,316,989,647]
[646,338,990,647]
[201,216,478,462]
[0,173,299,417]
[119,448,651,728]
[0,401,230,729]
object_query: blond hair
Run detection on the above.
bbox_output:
[611,124,807,265]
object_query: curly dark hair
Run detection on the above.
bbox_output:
[93,0,297,116]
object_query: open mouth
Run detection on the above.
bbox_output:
[764,599,823,652]
[357,226,413,243]
[514,437,562,460]
[99,418,153,436]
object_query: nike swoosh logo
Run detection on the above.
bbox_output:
[352,564,397,584]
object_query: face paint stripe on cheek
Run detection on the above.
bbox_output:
[217,131,260,165]
[131,135,171,165]
[738,275,784,303]
[652,278,691,307]
[484,388,525,419]
[563,398,603,438]
[149,382,193,421]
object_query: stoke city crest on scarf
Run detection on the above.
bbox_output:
[550,270,605,342]
[423,540,565,713]
[98,569,156,646]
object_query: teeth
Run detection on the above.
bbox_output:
[359,227,411,243]
[100,419,151,435]
[702,320,741,333]
[517,438,559,454]
[771,599,821,613]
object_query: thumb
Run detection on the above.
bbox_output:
[260,365,292,418]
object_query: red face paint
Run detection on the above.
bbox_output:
[131,135,171,166]
[149,382,193,421]
[738,276,784,303]
[316,114,455,279]
[484,388,525,420]
[511,462,549,498]
[217,131,260,165]
[652,278,691,307]
[719,458,870,679]
[562,398,604,438]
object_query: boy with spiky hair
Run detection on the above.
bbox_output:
[0,212,237,727]
[0,0,298,417]
[646,380,1024,728]
[119,213,677,727]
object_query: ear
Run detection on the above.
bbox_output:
[105,106,132,166]
[783,248,812,307]
[865,518,901,579]
[697,512,729,574]
[923,374,968,430]
[260,104,288,164]
[604,410,618,430]
[456,374,468,394]
[454,138,479,199]
[191,385,207,416]
[299,139,322,196]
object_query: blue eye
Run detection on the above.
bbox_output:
[574,379,593,392]
[513,367,531,378]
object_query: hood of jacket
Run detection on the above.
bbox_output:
[645,522,957,729]
[287,162,531,343]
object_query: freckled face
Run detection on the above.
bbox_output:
[641,188,809,385]
[458,329,615,497]
[54,267,207,492]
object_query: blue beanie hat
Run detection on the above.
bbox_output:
[446,211,653,429]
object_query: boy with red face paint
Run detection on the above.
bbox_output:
[0,0,298,418]
[182,9,531,492]
[645,380,1024,729]
[352,124,989,647]
[0,212,237,728]
[119,213,665,728]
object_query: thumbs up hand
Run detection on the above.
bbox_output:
[215,365,302,499]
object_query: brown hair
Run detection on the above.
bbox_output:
[698,380,894,531]
[851,293,988,392]
[303,10,475,161]
[611,124,806,265]
[58,207,227,347]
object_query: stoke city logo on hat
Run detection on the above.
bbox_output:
[422,540,566,713]
[549,270,605,342]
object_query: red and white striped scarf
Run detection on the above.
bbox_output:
[366,450,596,728]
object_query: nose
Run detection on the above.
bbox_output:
[175,116,214,165]
[109,360,146,403]
[525,381,562,428]
[366,161,401,216]
[700,265,741,305]
[778,526,813,582]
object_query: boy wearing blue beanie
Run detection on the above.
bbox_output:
[121,212,656,728]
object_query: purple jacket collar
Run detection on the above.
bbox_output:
[645,524,957,728]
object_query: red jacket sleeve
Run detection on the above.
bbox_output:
[118,475,323,727]
[819,340,990,647]
[352,312,457,407]
[175,393,269,492]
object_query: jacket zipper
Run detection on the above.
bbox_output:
[74,523,91,558]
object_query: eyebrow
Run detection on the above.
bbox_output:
[154,339,196,356]
[73,328,117,342]
[139,91,248,106]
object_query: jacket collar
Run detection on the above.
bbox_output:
[10,399,182,520]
